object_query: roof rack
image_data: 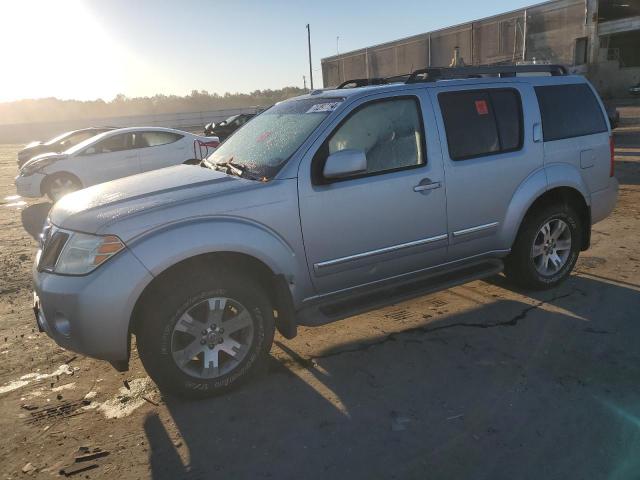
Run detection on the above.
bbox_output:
[405,64,567,83]
[337,78,388,89]
[334,65,567,90]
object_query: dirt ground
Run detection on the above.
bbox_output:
[0,126,639,480]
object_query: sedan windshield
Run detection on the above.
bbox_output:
[206,97,343,179]
[44,130,74,146]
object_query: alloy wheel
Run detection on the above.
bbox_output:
[531,219,572,276]
[49,177,77,200]
[170,296,254,379]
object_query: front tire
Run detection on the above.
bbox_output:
[137,268,275,399]
[504,204,582,290]
[43,173,82,202]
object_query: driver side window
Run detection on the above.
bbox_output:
[85,133,134,154]
[327,97,425,176]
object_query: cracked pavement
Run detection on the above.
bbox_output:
[1,127,640,479]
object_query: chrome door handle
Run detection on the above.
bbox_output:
[414,181,441,192]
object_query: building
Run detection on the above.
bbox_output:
[321,0,640,97]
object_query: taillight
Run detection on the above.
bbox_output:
[609,135,615,177]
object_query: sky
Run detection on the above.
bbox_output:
[0,0,534,102]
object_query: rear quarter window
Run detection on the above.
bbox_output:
[535,84,608,141]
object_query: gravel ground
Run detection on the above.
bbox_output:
[0,128,639,479]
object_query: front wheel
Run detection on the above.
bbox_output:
[504,204,582,290]
[43,173,82,202]
[137,269,275,398]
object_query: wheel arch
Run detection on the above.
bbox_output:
[522,186,591,250]
[502,165,591,251]
[129,251,298,342]
[40,171,83,196]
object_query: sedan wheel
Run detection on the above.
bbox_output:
[46,175,80,202]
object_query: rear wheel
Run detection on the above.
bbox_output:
[43,173,81,202]
[137,268,275,399]
[504,204,582,290]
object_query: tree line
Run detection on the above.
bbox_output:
[0,87,307,125]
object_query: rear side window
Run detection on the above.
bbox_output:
[90,133,135,153]
[535,84,608,141]
[438,89,523,160]
[139,131,183,147]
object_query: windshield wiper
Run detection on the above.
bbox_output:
[204,157,263,180]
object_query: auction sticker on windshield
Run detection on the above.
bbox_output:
[306,101,342,114]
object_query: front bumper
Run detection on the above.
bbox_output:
[15,172,45,198]
[591,176,619,225]
[33,247,154,363]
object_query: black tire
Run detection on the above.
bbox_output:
[42,173,82,202]
[137,267,275,399]
[183,158,201,165]
[504,203,582,290]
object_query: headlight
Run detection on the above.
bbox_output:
[21,158,56,176]
[40,231,125,275]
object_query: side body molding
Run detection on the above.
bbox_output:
[498,163,591,249]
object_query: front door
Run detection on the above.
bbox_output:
[79,132,141,185]
[298,92,449,295]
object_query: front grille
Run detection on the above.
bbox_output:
[39,229,69,271]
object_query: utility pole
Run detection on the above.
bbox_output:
[306,24,314,90]
[303,75,307,90]
[336,36,340,55]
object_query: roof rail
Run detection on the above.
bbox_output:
[337,78,388,89]
[405,64,568,83]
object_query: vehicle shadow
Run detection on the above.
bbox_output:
[143,274,640,480]
[20,202,51,240]
[616,160,640,186]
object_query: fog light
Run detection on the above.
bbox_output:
[53,313,71,338]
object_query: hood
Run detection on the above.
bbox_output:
[50,165,252,234]
[18,142,47,160]
[21,152,68,171]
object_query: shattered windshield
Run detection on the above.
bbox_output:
[206,97,343,179]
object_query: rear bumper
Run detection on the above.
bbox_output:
[591,177,619,225]
[33,247,154,363]
[15,173,44,198]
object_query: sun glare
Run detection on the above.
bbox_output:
[0,0,130,102]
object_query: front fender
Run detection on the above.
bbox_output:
[127,215,302,287]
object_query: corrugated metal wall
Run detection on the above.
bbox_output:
[321,0,588,87]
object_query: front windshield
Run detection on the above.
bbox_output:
[64,131,111,155]
[206,97,343,179]
[44,130,74,146]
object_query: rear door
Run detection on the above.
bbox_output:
[298,91,449,294]
[431,83,543,260]
[138,131,186,172]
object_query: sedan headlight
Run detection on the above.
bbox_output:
[40,231,125,275]
[21,158,56,176]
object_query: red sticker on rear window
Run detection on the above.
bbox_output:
[475,100,488,115]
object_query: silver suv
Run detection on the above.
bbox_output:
[33,65,618,398]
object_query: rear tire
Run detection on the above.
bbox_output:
[504,203,582,290]
[137,267,275,399]
[43,173,82,202]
